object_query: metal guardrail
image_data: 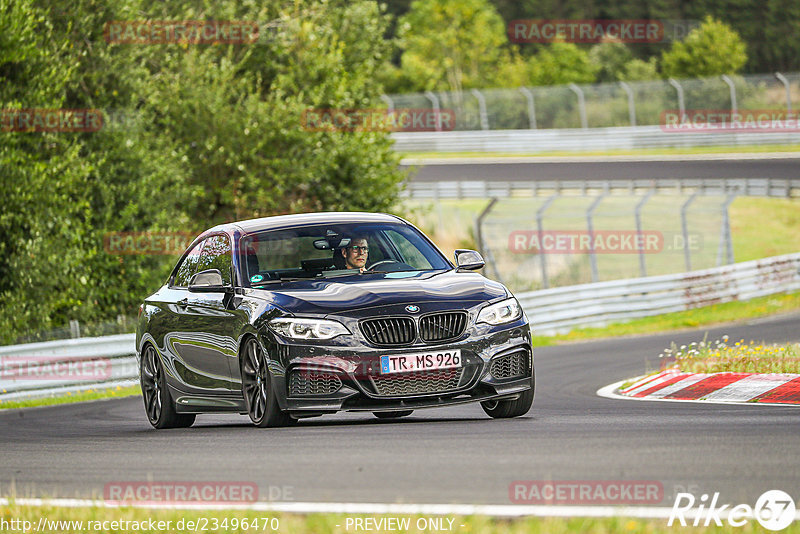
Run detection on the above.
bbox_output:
[391,126,800,153]
[1,253,798,399]
[0,334,137,400]
[402,178,800,199]
[517,252,800,334]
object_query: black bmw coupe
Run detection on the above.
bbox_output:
[136,212,534,428]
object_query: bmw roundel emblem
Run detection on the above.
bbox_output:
[405,305,420,313]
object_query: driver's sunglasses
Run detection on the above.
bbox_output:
[348,245,369,253]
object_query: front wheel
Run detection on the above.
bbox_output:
[481,371,535,419]
[240,338,295,428]
[140,345,195,429]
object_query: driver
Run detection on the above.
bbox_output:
[341,236,369,272]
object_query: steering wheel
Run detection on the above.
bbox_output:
[366,260,400,271]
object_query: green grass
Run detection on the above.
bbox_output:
[3,503,798,534]
[0,385,141,410]
[730,197,800,261]
[531,291,800,347]
[398,143,800,159]
[666,338,800,374]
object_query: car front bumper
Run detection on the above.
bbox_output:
[263,321,534,415]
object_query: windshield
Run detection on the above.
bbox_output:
[239,222,451,285]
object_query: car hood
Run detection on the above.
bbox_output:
[251,270,507,316]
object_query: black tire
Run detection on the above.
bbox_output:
[481,369,535,419]
[373,410,414,419]
[240,338,295,428]
[140,345,195,429]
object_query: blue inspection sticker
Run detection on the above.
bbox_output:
[250,274,264,283]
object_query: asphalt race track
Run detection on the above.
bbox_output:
[404,155,800,182]
[2,313,799,507]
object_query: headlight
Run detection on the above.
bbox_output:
[268,318,350,340]
[477,297,522,325]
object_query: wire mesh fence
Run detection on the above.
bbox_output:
[385,72,800,131]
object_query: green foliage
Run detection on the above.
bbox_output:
[621,57,659,81]
[589,41,633,83]
[0,0,406,343]
[527,42,597,86]
[661,16,747,79]
[396,0,516,92]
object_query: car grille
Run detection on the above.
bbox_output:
[490,351,528,379]
[289,371,342,396]
[370,368,463,397]
[419,312,467,342]
[360,317,415,346]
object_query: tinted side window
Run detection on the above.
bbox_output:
[196,234,233,286]
[173,240,204,287]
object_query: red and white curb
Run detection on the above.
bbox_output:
[598,369,800,406]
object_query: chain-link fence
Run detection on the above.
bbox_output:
[385,72,800,131]
[477,193,734,292]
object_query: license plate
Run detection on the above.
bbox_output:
[380,349,462,374]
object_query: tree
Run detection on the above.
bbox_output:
[527,42,597,86]
[589,40,634,83]
[396,0,516,93]
[661,16,747,79]
[0,0,407,342]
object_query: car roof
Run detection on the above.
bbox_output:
[206,212,405,235]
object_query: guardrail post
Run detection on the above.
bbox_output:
[681,191,699,271]
[470,89,489,130]
[424,91,442,132]
[568,83,588,129]
[379,94,394,112]
[586,192,608,283]
[635,190,655,277]
[775,72,792,113]
[721,75,737,114]
[716,193,737,266]
[69,320,81,339]
[619,81,636,126]
[537,194,559,288]
[519,87,537,129]
[668,78,685,121]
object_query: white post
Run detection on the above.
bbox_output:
[568,83,588,129]
[424,91,442,131]
[519,87,537,129]
[775,72,792,113]
[619,81,636,126]
[470,89,489,130]
[668,78,685,121]
[721,75,737,114]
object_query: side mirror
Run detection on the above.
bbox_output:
[454,249,485,271]
[189,269,232,293]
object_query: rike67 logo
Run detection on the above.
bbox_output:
[669,490,796,530]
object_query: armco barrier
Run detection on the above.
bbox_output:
[518,252,800,334]
[391,126,800,153]
[401,178,800,200]
[1,253,798,400]
[0,333,137,399]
